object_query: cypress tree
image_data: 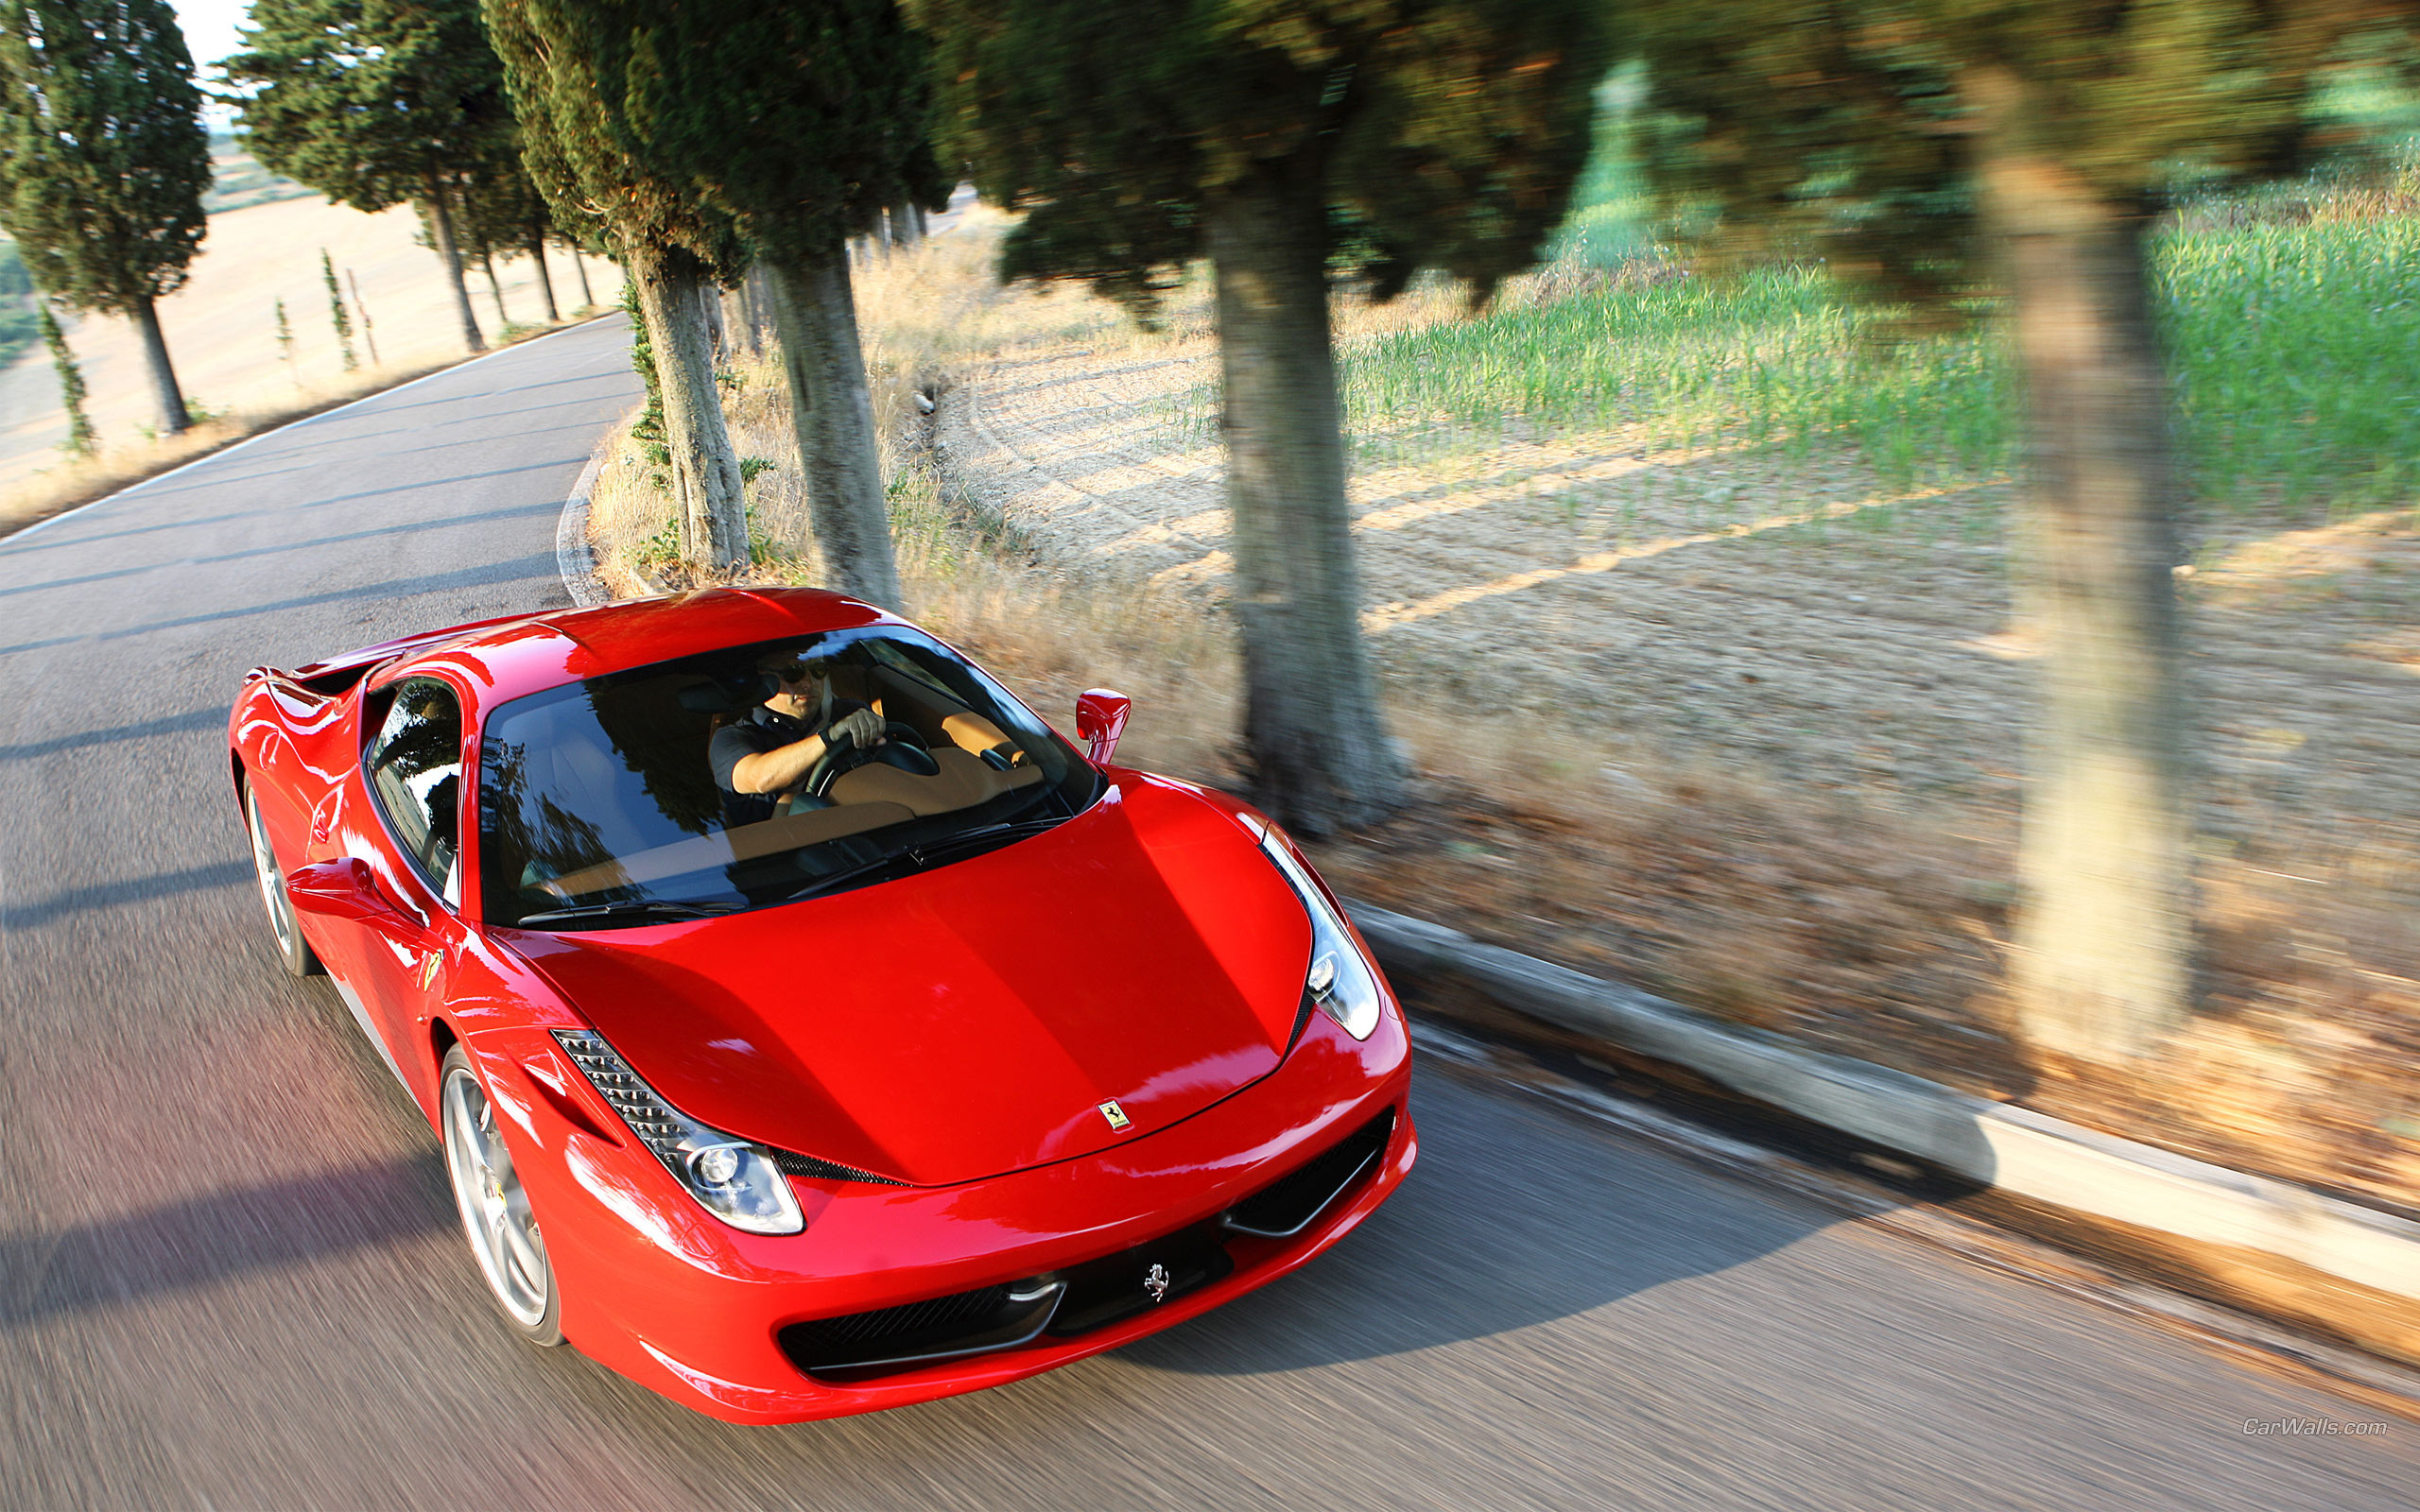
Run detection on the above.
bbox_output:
[455,132,562,323]
[225,0,509,355]
[273,296,297,380]
[542,0,951,610]
[485,0,755,575]
[320,248,356,370]
[347,267,380,366]
[1630,1,2402,1058]
[37,300,95,455]
[483,0,939,600]
[0,0,210,438]
[918,0,1614,827]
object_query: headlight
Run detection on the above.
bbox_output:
[553,1030,805,1236]
[1253,822,1384,1040]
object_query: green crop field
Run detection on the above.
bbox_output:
[1339,215,2419,518]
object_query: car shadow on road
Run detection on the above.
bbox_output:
[1121,1061,1849,1376]
[0,1154,449,1329]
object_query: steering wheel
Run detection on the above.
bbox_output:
[804,721,941,799]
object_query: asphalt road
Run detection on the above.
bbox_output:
[2,318,2411,1511]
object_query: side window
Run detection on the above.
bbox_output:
[367,678,464,901]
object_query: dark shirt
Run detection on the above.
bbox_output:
[707,700,863,827]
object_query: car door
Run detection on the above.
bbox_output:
[346,675,474,1090]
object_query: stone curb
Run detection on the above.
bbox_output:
[1346,901,2420,1305]
[556,406,637,610]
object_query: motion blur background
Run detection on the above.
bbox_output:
[2,0,2417,1504]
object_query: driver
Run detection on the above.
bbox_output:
[708,655,886,826]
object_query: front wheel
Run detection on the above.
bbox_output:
[243,782,320,978]
[440,1045,564,1346]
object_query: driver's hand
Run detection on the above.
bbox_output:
[827,707,885,750]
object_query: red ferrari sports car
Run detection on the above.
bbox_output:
[229,586,1414,1423]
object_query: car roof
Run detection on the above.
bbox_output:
[320,587,896,712]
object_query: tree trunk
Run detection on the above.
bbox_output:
[628,240,750,575]
[130,296,188,437]
[747,264,773,351]
[722,279,757,358]
[890,198,921,249]
[699,279,726,361]
[479,250,510,328]
[765,241,902,610]
[526,225,561,322]
[1204,163,1401,831]
[569,246,595,310]
[420,181,485,354]
[1974,73,2194,1062]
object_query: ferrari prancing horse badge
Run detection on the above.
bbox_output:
[1098,1099,1131,1131]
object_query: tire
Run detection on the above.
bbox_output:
[243,781,321,977]
[440,1045,564,1347]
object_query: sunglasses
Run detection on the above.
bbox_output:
[772,660,824,684]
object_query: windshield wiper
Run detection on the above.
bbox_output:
[512,900,739,929]
[780,817,1065,905]
[902,816,1063,864]
[780,848,928,903]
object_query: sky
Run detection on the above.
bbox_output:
[171,0,251,126]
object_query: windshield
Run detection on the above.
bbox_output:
[476,627,1099,928]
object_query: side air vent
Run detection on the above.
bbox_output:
[1223,1108,1394,1240]
[769,1149,908,1186]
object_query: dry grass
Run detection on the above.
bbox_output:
[584,211,2420,1217]
[1,356,449,539]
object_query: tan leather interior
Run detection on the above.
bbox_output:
[941,711,1011,759]
[827,746,1042,816]
[538,801,917,900]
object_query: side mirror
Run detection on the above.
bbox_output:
[286,856,429,939]
[1075,688,1132,765]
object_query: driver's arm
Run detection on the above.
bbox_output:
[730,707,886,795]
[729,734,831,796]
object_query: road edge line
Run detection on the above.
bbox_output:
[5,314,621,550]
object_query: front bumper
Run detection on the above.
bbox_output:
[468,1005,1414,1423]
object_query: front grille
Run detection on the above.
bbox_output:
[778,1103,1397,1383]
[1045,1219,1233,1337]
[1223,1108,1394,1239]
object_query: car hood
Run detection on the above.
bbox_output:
[510,777,1312,1187]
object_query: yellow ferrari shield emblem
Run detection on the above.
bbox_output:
[1098,1099,1132,1131]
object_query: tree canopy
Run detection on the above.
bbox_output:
[1633,0,2397,310]
[0,0,209,316]
[225,0,511,216]
[614,0,949,266]
[481,0,745,275]
[917,0,1615,313]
